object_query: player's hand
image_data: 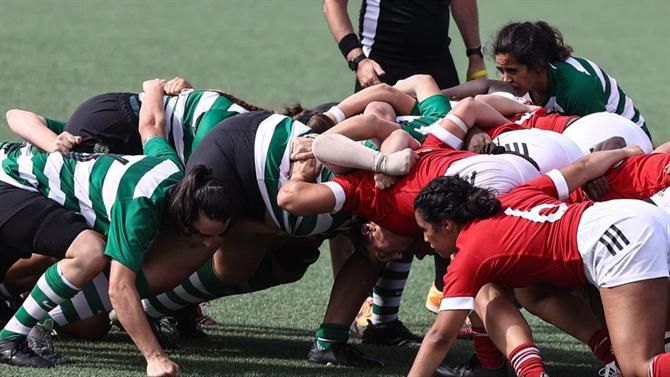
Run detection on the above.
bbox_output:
[146,355,180,377]
[664,163,670,175]
[163,77,193,95]
[583,176,609,200]
[465,129,492,153]
[143,79,167,94]
[290,137,314,161]
[290,156,322,183]
[356,58,385,88]
[50,131,82,153]
[622,144,643,157]
[374,173,396,190]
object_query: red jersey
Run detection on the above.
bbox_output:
[441,174,591,310]
[331,134,475,237]
[569,153,670,203]
[509,108,578,133]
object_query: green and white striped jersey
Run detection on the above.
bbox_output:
[542,56,646,130]
[254,114,351,237]
[143,89,248,162]
[0,137,184,273]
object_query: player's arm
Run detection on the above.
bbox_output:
[556,146,644,196]
[109,261,180,377]
[323,0,384,87]
[450,0,486,81]
[163,76,193,95]
[5,109,80,152]
[473,94,539,117]
[138,79,167,144]
[408,309,469,377]
[324,84,416,124]
[433,97,510,148]
[277,180,337,216]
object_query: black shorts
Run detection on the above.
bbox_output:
[186,111,270,221]
[355,53,460,92]
[0,183,89,278]
[65,92,143,155]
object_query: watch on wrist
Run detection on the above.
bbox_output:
[348,54,367,71]
[466,46,483,58]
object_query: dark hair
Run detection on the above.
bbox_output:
[280,103,307,119]
[282,103,336,134]
[414,176,501,228]
[492,21,573,70]
[348,216,373,259]
[167,164,232,234]
[210,90,269,112]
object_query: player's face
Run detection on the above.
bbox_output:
[495,53,543,96]
[363,222,410,263]
[187,216,232,248]
[414,211,457,258]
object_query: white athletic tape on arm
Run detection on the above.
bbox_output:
[546,169,570,200]
[322,181,346,213]
[428,122,463,150]
[444,114,468,134]
[326,106,346,124]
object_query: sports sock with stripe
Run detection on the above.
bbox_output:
[0,263,80,340]
[315,323,349,350]
[472,326,505,368]
[371,254,413,325]
[650,353,670,377]
[588,328,615,364]
[509,343,547,377]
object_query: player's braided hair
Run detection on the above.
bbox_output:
[167,164,232,234]
[414,176,501,228]
[210,90,270,112]
[492,21,573,70]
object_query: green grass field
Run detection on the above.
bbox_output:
[0,0,669,376]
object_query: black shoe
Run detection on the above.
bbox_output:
[307,341,383,368]
[361,320,422,347]
[174,306,208,339]
[435,355,509,377]
[149,317,180,350]
[0,338,53,368]
[26,320,70,365]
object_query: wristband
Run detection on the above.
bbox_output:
[338,33,362,58]
[467,69,488,81]
[466,46,483,57]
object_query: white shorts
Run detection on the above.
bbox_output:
[564,112,653,154]
[577,199,670,288]
[494,129,584,173]
[445,153,540,196]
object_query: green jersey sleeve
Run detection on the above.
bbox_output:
[104,198,161,274]
[143,137,184,170]
[561,78,606,116]
[44,118,66,134]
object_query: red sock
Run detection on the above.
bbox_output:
[588,328,615,364]
[651,354,670,377]
[508,343,546,377]
[472,327,504,369]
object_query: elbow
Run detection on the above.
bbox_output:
[277,185,298,213]
[5,109,23,130]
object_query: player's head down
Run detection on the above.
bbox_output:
[414,176,500,256]
[166,163,233,247]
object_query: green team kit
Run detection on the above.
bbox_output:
[542,56,647,133]
[0,137,183,339]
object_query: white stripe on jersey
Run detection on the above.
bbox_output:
[74,159,98,227]
[191,91,220,132]
[0,146,37,192]
[228,103,248,114]
[360,0,380,56]
[101,156,145,218]
[133,159,180,199]
[562,57,589,75]
[44,153,66,204]
[17,146,38,187]
[254,114,291,230]
[164,95,187,162]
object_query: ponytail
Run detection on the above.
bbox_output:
[414,176,500,227]
[492,21,573,70]
[167,164,231,234]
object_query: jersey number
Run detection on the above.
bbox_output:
[504,203,568,223]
